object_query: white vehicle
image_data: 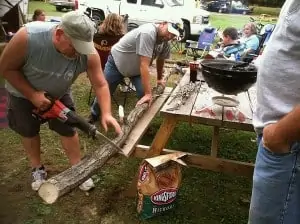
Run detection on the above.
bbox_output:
[75,0,210,41]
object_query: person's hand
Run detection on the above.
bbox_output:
[136,93,152,107]
[157,79,166,87]
[263,123,290,154]
[101,113,122,135]
[29,91,52,112]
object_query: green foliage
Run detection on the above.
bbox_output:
[252,6,281,16]
[249,0,284,7]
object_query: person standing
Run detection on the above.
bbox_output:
[249,0,300,223]
[88,21,181,123]
[0,11,121,191]
[93,13,125,71]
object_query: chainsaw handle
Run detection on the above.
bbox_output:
[44,92,55,102]
[32,92,55,118]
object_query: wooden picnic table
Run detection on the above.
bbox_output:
[132,69,257,177]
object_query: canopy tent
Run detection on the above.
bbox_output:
[0,0,26,42]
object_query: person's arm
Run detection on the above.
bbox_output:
[87,53,121,134]
[139,55,152,96]
[263,106,300,153]
[0,27,50,111]
[0,28,34,98]
[135,32,156,106]
[156,42,170,85]
[136,55,153,106]
[156,57,164,81]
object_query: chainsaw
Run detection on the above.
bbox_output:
[32,93,124,154]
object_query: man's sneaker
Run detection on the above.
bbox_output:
[87,114,98,124]
[31,165,47,191]
[79,178,95,191]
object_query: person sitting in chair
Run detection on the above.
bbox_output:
[207,27,245,59]
[240,22,260,55]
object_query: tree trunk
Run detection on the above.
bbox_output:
[38,74,171,204]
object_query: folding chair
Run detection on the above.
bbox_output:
[170,39,185,54]
[185,27,218,59]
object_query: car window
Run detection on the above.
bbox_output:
[164,0,183,7]
[127,0,137,3]
[141,0,163,7]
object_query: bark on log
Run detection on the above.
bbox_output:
[38,71,172,204]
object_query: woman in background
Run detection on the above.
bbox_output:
[240,22,259,55]
[32,9,46,22]
[89,13,126,124]
[94,13,126,70]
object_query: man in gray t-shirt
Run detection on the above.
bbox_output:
[249,0,300,223]
[0,11,121,192]
[89,22,181,123]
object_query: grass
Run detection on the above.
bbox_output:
[210,12,277,30]
[210,13,251,30]
[28,1,64,16]
[0,2,276,223]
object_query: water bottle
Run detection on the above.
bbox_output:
[235,52,241,61]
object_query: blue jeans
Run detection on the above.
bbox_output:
[90,54,144,117]
[249,135,300,223]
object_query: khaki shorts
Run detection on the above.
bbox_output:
[7,93,76,137]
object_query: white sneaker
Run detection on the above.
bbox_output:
[79,178,95,191]
[31,166,47,191]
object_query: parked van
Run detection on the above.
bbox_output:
[75,0,211,41]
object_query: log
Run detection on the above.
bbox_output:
[38,70,173,204]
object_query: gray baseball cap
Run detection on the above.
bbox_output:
[60,11,97,55]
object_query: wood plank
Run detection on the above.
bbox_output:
[160,71,199,118]
[134,145,254,177]
[190,82,223,126]
[147,115,178,156]
[122,87,173,156]
[211,126,219,157]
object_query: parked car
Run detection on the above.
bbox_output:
[75,0,211,42]
[50,0,75,12]
[205,0,252,15]
[206,0,230,13]
[231,0,252,14]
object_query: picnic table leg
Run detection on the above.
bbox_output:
[211,126,220,157]
[124,115,177,197]
[147,115,178,157]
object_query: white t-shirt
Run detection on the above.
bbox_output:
[253,0,300,134]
